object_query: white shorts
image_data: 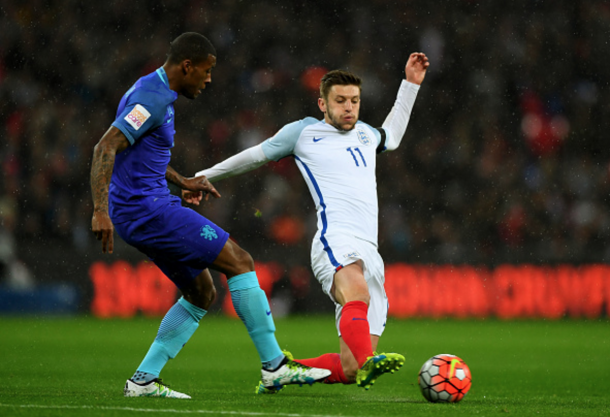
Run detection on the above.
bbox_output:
[310,233,388,337]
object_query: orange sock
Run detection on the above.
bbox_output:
[294,353,351,384]
[339,301,373,367]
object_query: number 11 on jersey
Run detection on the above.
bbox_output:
[346,147,367,167]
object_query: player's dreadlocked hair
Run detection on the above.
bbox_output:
[167,32,216,65]
[319,70,362,100]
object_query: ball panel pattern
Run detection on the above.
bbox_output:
[418,354,472,403]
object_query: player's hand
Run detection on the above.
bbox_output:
[92,210,114,254]
[181,175,221,204]
[182,189,203,205]
[405,52,430,85]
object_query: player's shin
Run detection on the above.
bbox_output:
[228,271,284,370]
[339,301,374,367]
[132,297,206,383]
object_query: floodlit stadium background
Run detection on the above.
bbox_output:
[1,0,609,317]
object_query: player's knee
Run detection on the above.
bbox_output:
[183,280,217,310]
[184,287,216,310]
[207,285,217,305]
[216,239,256,278]
[342,291,370,306]
[357,292,371,306]
[352,280,371,305]
[231,245,255,275]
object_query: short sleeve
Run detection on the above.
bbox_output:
[111,89,166,144]
[261,118,317,161]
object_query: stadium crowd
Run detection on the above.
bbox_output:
[1,0,610,285]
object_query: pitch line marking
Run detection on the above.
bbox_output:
[0,403,358,417]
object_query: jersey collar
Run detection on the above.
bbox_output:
[156,67,169,87]
[156,67,178,100]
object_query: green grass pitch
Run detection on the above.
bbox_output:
[1,315,609,416]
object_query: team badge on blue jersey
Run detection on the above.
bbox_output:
[200,225,218,240]
[357,128,372,146]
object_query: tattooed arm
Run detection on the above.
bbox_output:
[91,126,129,254]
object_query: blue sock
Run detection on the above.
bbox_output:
[228,271,284,370]
[132,297,206,382]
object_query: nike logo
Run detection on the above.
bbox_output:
[166,118,173,124]
[352,318,367,321]
[313,137,326,142]
[266,310,272,316]
[449,358,461,378]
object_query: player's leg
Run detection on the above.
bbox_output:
[290,236,403,389]
[338,334,380,382]
[287,236,373,387]
[332,262,375,367]
[181,268,217,309]
[339,258,403,390]
[124,269,214,399]
[210,239,284,369]
[210,238,330,390]
[118,204,226,398]
[290,333,379,385]
[289,261,375,385]
[290,352,348,384]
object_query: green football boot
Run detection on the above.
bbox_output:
[356,352,405,390]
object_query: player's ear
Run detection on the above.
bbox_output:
[318,97,326,114]
[181,59,192,75]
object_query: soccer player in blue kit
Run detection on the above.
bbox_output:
[90,32,330,399]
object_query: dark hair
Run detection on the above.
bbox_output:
[167,32,216,65]
[319,70,362,100]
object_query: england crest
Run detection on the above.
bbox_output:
[357,128,372,146]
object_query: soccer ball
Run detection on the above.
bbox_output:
[418,354,472,403]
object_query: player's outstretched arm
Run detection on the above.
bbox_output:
[91,126,129,254]
[194,143,271,183]
[185,144,272,206]
[381,52,429,152]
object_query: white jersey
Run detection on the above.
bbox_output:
[196,80,420,271]
[262,118,384,257]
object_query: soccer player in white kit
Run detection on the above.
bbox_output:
[189,52,429,391]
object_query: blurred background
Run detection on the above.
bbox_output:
[1,0,609,316]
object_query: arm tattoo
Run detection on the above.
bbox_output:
[90,143,115,213]
[90,128,128,213]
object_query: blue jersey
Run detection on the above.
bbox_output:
[109,67,179,223]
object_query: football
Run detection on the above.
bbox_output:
[418,354,472,403]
